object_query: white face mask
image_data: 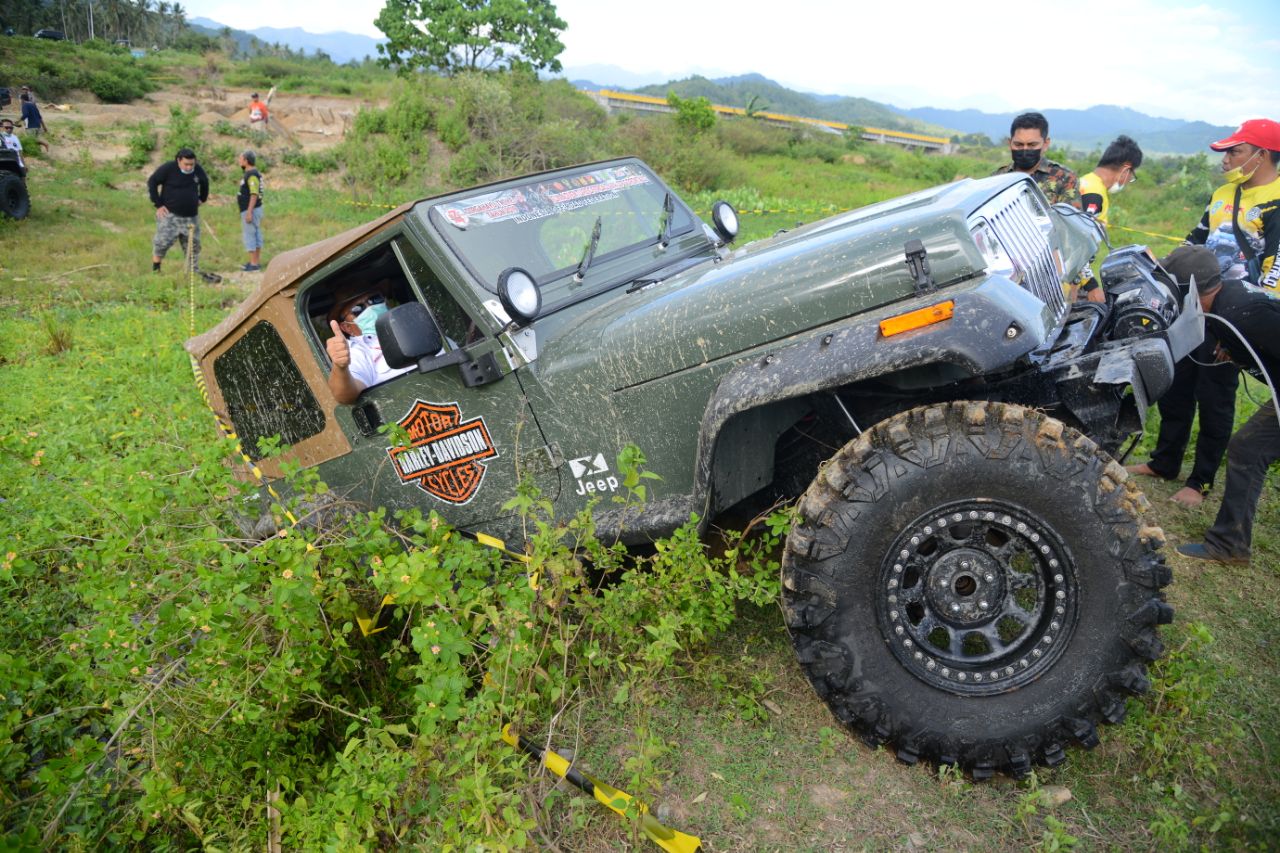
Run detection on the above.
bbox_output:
[1110,181,1126,194]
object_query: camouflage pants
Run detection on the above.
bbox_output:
[153,213,201,268]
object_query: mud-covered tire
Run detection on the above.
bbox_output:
[782,401,1172,778]
[0,172,29,219]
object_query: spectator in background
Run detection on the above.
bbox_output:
[992,111,1082,209]
[19,93,49,150]
[19,93,45,135]
[248,92,269,131]
[1080,135,1142,227]
[147,148,221,283]
[237,149,264,272]
[1185,118,1280,292]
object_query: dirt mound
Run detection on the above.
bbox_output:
[50,88,368,151]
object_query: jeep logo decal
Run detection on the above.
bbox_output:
[387,400,498,505]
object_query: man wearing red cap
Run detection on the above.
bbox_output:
[1186,118,1280,291]
[1128,119,1280,506]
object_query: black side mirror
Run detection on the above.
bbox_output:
[377,302,443,369]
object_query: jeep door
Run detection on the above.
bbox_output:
[306,234,559,537]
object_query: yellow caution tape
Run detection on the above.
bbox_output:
[1107,223,1184,244]
[502,725,702,853]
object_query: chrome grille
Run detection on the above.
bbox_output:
[986,189,1067,318]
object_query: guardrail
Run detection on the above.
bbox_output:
[586,89,953,154]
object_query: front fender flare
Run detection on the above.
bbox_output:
[693,275,1059,502]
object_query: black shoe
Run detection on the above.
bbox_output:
[1175,543,1249,565]
[241,263,261,272]
[199,271,223,284]
[152,261,161,272]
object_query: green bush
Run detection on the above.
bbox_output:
[716,119,791,157]
[282,148,339,175]
[122,122,156,169]
[616,114,735,192]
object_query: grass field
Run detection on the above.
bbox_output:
[1,71,1278,850]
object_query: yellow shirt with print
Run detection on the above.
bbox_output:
[1187,176,1280,290]
[1079,171,1110,225]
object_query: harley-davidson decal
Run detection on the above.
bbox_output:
[387,400,498,505]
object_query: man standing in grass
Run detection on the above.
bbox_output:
[237,150,264,272]
[1127,120,1280,506]
[147,148,221,283]
[1168,246,1280,565]
[992,111,1082,209]
[248,92,269,132]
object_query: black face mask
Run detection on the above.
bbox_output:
[1011,149,1042,170]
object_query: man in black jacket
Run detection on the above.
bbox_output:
[147,148,220,282]
[1169,246,1280,565]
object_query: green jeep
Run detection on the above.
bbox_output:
[188,157,1202,777]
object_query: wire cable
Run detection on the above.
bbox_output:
[1203,311,1280,424]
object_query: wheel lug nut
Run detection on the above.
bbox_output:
[984,573,995,582]
[961,561,971,570]
[950,603,961,613]
[979,600,989,610]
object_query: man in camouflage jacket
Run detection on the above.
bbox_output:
[992,111,1082,209]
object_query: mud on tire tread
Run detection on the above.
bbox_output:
[782,402,1171,777]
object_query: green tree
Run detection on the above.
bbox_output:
[375,0,567,75]
[667,91,716,135]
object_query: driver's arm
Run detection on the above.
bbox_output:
[326,320,367,404]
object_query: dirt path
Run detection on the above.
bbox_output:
[44,87,366,163]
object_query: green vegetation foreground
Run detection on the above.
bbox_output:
[0,56,1277,849]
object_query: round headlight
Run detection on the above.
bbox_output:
[711,200,739,244]
[497,267,542,325]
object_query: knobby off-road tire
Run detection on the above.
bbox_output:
[0,172,29,219]
[782,401,1173,779]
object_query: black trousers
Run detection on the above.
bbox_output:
[1204,403,1280,559]
[1146,341,1240,493]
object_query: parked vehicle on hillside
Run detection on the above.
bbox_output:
[188,157,1201,778]
[0,147,29,219]
[33,28,66,40]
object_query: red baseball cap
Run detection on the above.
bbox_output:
[1210,118,1280,151]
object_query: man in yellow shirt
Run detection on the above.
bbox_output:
[1126,119,1280,506]
[1079,135,1143,226]
[1186,118,1280,291]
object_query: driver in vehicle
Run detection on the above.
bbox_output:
[325,282,415,403]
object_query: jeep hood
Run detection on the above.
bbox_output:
[539,178,1005,390]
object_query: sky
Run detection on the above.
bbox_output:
[182,0,1280,126]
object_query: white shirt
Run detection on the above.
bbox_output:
[0,132,23,169]
[347,333,415,390]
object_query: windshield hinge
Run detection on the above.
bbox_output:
[904,239,937,294]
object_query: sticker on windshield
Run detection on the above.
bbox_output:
[435,164,652,229]
[387,400,498,505]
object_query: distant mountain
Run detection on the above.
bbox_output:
[563,64,1228,156]
[626,74,951,136]
[898,105,1233,155]
[562,64,678,91]
[189,17,384,64]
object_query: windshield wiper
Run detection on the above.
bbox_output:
[574,216,603,283]
[658,191,674,249]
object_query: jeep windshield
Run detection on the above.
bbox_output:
[427,161,708,313]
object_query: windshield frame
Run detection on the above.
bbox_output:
[426,159,713,314]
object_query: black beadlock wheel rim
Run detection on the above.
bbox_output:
[876,499,1079,696]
